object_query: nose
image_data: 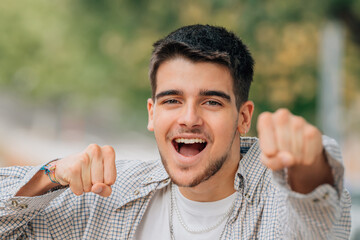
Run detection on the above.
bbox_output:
[177,102,203,128]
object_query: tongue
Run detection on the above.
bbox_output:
[179,143,202,157]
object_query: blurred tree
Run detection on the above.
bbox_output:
[0,0,359,134]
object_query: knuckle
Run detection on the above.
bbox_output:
[102,145,115,155]
[88,144,101,157]
[292,117,305,130]
[258,112,272,121]
[276,108,290,116]
[304,126,319,139]
[79,153,90,165]
[274,108,290,124]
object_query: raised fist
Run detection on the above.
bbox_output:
[54,144,116,197]
[257,108,323,171]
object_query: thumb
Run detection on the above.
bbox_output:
[91,183,112,197]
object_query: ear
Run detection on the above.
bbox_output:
[147,98,155,131]
[237,101,254,134]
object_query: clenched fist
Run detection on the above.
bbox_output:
[54,144,117,197]
[257,109,333,193]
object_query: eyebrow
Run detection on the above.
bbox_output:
[200,90,231,102]
[155,90,183,100]
[155,89,231,102]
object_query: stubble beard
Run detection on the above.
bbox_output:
[160,151,230,188]
[159,126,238,188]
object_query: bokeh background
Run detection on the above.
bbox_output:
[0,0,359,238]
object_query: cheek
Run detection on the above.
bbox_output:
[208,115,238,140]
[153,114,173,138]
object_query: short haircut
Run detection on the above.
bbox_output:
[149,24,254,109]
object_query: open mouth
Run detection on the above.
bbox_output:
[172,138,207,157]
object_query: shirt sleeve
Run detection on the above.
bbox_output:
[0,163,67,239]
[272,135,352,239]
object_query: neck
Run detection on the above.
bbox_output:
[178,137,241,202]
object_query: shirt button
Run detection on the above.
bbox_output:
[19,204,28,209]
[134,189,140,195]
[11,200,18,207]
[162,179,169,184]
[323,192,329,200]
[147,177,153,181]
[312,198,320,203]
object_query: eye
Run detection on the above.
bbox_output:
[163,99,180,104]
[204,100,222,106]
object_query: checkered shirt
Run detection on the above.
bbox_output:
[0,136,351,239]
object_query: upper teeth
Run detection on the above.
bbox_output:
[175,138,206,144]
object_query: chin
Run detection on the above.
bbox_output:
[163,164,200,187]
[170,172,203,188]
[163,157,226,188]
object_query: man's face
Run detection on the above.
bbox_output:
[147,57,242,187]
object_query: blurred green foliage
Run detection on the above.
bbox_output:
[0,0,359,133]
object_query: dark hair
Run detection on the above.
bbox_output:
[149,24,254,109]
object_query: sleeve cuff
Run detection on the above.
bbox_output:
[272,135,345,200]
[1,161,68,216]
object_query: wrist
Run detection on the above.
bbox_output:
[16,168,60,197]
[40,161,61,184]
[287,150,334,194]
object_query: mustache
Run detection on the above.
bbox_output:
[178,128,202,134]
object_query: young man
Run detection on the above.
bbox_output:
[0,25,351,239]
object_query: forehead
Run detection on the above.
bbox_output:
[156,58,234,95]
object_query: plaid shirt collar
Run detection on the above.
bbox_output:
[235,137,266,203]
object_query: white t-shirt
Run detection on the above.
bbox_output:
[135,184,237,240]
